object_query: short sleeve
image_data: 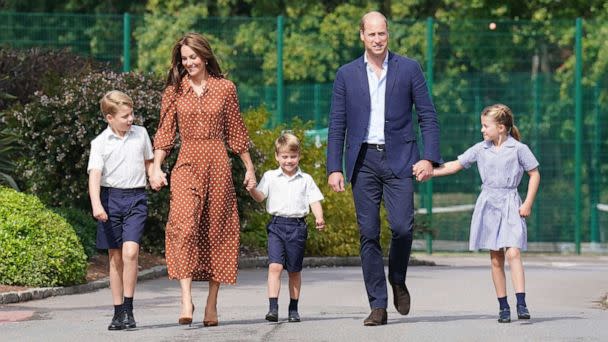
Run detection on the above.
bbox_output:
[305,175,324,204]
[517,144,539,171]
[87,139,104,173]
[153,86,178,154]
[142,127,154,160]
[223,82,251,154]
[255,171,270,198]
[457,143,481,169]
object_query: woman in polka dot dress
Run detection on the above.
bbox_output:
[149,32,256,326]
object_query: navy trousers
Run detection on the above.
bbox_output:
[351,145,414,309]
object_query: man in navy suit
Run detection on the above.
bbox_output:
[327,11,442,326]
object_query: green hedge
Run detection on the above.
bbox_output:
[51,207,97,260]
[0,186,87,287]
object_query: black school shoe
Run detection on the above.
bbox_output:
[265,310,278,322]
[288,311,301,323]
[124,310,137,329]
[108,311,127,330]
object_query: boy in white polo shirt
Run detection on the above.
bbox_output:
[248,132,325,323]
[87,90,156,330]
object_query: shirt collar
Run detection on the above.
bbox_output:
[105,125,133,140]
[364,51,389,69]
[482,135,517,149]
[181,74,215,95]
[275,167,303,178]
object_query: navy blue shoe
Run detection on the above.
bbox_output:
[498,308,511,323]
[517,305,530,319]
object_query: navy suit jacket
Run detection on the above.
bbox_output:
[327,52,442,182]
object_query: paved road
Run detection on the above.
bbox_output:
[1,254,607,341]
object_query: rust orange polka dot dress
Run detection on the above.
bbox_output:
[154,75,250,284]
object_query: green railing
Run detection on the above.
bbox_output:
[1,12,606,253]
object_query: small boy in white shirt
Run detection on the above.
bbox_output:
[248,132,325,323]
[87,90,154,330]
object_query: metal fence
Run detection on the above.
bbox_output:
[1,12,606,253]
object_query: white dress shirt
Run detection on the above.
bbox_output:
[87,125,154,189]
[364,52,389,144]
[256,167,324,218]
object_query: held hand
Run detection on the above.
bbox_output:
[413,160,433,182]
[328,172,345,192]
[315,218,325,231]
[92,204,108,222]
[519,203,532,217]
[149,170,167,191]
[243,169,257,191]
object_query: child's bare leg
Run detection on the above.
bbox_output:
[108,249,124,305]
[267,263,283,298]
[490,250,507,297]
[288,271,301,300]
[121,241,140,298]
[505,247,525,293]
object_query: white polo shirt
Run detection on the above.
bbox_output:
[256,167,324,218]
[87,125,154,189]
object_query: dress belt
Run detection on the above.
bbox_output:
[363,143,385,151]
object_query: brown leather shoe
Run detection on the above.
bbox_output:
[363,308,387,326]
[390,282,411,315]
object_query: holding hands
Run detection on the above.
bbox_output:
[412,160,433,182]
[149,169,168,191]
[243,169,257,191]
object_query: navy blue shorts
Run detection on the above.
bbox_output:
[267,216,308,272]
[96,187,147,249]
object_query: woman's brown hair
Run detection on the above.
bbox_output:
[165,32,223,91]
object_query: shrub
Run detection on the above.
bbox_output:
[0,186,87,287]
[0,127,21,190]
[0,48,107,111]
[51,207,97,260]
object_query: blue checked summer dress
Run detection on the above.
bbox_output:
[457,135,539,251]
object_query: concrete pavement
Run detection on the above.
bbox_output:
[1,253,607,341]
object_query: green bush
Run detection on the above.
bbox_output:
[0,48,107,111]
[0,186,87,287]
[51,207,97,260]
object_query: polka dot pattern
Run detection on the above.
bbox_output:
[154,75,250,284]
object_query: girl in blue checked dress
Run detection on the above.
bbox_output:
[432,104,540,323]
